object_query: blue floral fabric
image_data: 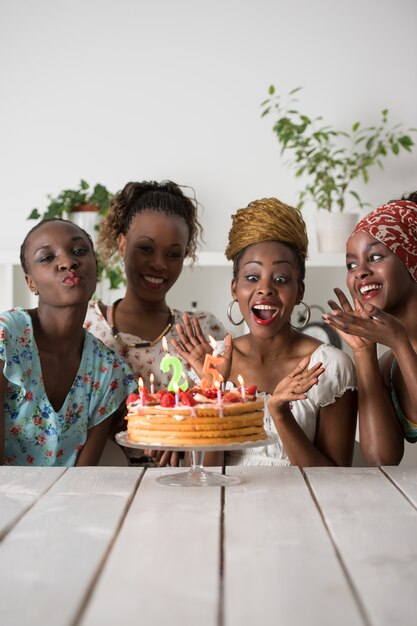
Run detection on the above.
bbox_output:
[0,308,137,466]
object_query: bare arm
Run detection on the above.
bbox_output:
[268,356,357,466]
[75,416,112,466]
[0,363,5,465]
[324,289,405,465]
[354,347,403,465]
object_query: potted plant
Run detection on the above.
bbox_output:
[28,180,125,289]
[261,86,416,252]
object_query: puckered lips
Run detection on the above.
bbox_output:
[251,300,279,325]
[142,274,166,290]
[62,271,82,286]
[358,281,382,301]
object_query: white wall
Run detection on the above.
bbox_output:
[1,0,416,254]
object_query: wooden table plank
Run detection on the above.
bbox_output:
[80,467,222,626]
[223,466,364,626]
[0,466,65,540]
[305,466,417,626]
[383,466,417,508]
[0,467,142,626]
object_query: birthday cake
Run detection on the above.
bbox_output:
[125,386,267,446]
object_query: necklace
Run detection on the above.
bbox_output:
[107,299,175,349]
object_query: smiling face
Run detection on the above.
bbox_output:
[24,220,97,305]
[118,210,190,303]
[232,241,304,336]
[346,230,415,313]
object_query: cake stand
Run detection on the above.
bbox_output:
[115,431,278,487]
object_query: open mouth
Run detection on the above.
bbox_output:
[359,283,382,299]
[252,303,279,325]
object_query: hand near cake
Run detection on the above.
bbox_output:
[267,356,325,415]
[172,318,233,384]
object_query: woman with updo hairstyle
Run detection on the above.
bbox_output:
[173,197,357,467]
[324,192,417,466]
[85,180,226,467]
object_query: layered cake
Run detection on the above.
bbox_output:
[125,385,267,446]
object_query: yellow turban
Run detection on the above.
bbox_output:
[225,197,308,262]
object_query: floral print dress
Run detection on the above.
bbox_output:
[0,308,137,466]
[84,301,227,388]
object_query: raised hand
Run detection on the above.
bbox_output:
[171,314,213,377]
[323,288,406,351]
[267,356,324,416]
[171,314,233,382]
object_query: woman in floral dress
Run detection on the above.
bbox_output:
[0,219,136,466]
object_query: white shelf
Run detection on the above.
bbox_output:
[192,251,345,268]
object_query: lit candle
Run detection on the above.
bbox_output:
[138,377,145,405]
[237,375,246,402]
[150,373,155,395]
[173,382,180,407]
[160,336,189,392]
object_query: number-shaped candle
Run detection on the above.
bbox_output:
[201,334,223,388]
[160,337,189,392]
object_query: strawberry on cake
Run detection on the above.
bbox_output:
[125,385,267,446]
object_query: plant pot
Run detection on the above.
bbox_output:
[70,206,100,244]
[315,211,360,253]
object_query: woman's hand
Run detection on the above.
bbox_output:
[172,314,233,383]
[171,314,213,377]
[323,288,406,351]
[267,356,324,417]
[143,449,182,467]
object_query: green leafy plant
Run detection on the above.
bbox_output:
[261,86,416,212]
[28,179,113,219]
[27,180,125,290]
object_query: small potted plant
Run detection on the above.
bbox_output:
[28,180,125,289]
[261,86,415,252]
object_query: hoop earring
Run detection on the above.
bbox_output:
[227,300,244,326]
[291,301,311,329]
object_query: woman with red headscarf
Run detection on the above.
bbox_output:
[323,192,417,465]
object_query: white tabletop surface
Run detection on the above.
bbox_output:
[0,465,416,626]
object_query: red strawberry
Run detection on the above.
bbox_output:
[179,391,197,406]
[156,389,168,401]
[204,388,218,400]
[222,392,242,404]
[160,393,176,407]
[126,393,139,405]
[246,384,257,395]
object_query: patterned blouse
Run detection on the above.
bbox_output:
[0,308,137,466]
[84,301,227,387]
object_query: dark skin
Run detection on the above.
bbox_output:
[98,210,221,467]
[0,221,112,466]
[323,230,417,465]
[174,241,357,467]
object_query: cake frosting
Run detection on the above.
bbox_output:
[125,385,267,446]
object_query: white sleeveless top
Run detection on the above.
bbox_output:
[221,343,357,466]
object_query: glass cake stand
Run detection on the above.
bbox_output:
[116,431,278,487]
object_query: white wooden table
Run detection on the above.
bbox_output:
[1,465,416,626]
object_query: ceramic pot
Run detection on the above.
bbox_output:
[70,205,100,244]
[315,210,359,253]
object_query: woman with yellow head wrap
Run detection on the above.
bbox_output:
[324,191,417,465]
[174,198,357,467]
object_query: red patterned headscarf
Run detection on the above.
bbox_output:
[350,200,417,281]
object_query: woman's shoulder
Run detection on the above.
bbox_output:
[0,307,31,333]
[173,308,226,336]
[310,342,354,367]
